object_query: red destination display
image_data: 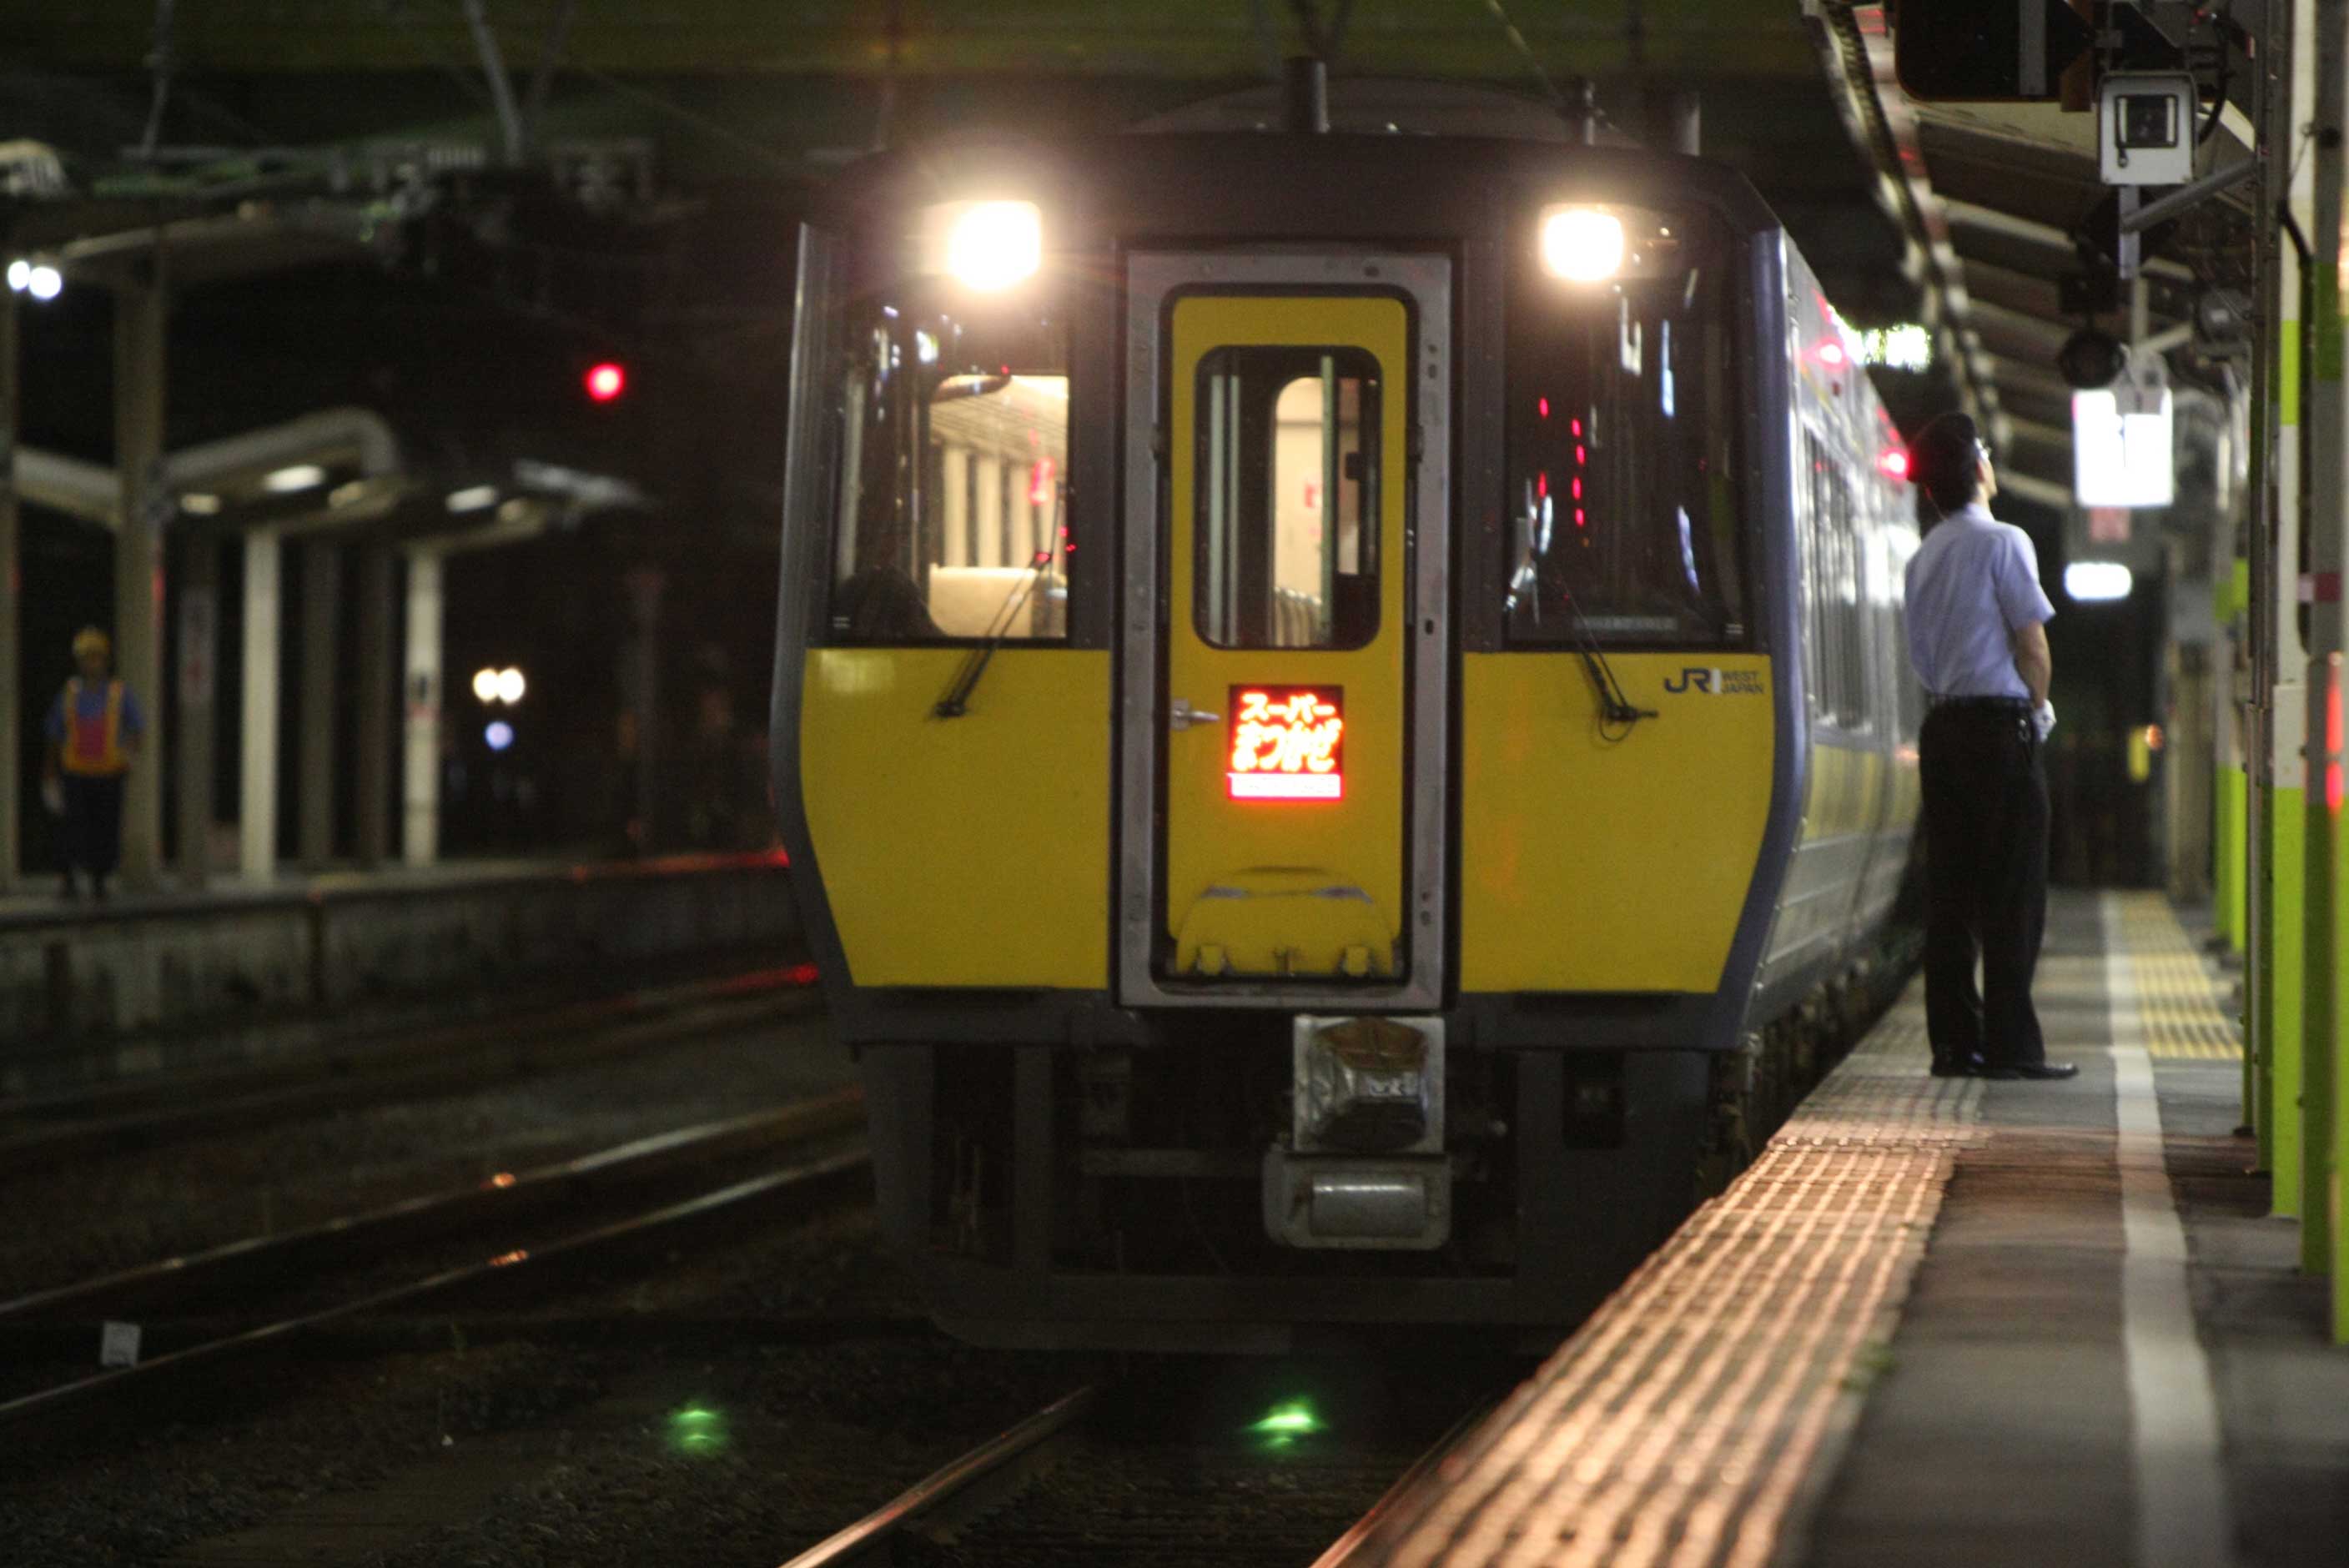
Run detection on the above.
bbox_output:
[1228,686,1344,801]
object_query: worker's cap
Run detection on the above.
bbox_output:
[71,626,110,659]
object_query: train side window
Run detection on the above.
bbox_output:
[1802,434,1830,723]
[1193,346,1381,651]
[1831,465,1867,731]
[827,303,1071,645]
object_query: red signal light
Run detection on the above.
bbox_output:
[584,362,626,402]
[1879,448,1911,480]
[1818,340,1849,369]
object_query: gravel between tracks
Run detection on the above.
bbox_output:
[0,1010,846,1297]
[0,1206,1091,1568]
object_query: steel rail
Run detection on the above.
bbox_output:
[0,965,820,1174]
[0,1086,863,1325]
[776,1385,1101,1568]
[1308,1395,1507,1568]
[0,1141,872,1447]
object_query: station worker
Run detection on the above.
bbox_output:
[1902,413,2076,1082]
[42,626,145,903]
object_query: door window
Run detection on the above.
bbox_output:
[1193,346,1381,650]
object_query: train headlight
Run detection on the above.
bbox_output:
[928,200,1043,293]
[1539,207,1627,284]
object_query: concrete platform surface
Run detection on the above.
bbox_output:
[1349,891,2349,1568]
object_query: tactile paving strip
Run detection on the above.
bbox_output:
[1364,1002,1981,1568]
[2117,893,2241,1060]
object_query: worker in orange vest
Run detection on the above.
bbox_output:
[42,626,145,902]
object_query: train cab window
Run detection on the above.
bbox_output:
[1193,346,1381,650]
[1803,431,1869,731]
[1505,208,1743,647]
[827,301,1071,643]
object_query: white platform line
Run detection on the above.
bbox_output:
[2102,894,2236,1568]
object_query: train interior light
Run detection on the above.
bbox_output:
[1539,207,1627,283]
[931,200,1043,292]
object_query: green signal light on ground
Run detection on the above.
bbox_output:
[1249,1399,1325,1441]
[667,1404,728,1455]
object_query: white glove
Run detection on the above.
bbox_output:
[2033,700,2055,741]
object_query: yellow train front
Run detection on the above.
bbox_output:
[770,96,1920,1350]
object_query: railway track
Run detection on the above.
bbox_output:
[0,1087,868,1450]
[778,1368,1507,1568]
[0,962,822,1175]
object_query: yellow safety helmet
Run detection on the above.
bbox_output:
[71,626,109,659]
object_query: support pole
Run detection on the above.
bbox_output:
[0,288,18,892]
[621,565,661,852]
[113,264,167,889]
[238,530,279,882]
[401,549,442,867]
[298,540,338,867]
[354,544,393,868]
[2266,0,2318,1217]
[173,530,216,888]
[2305,0,2347,1308]
[2316,0,2349,1338]
[2246,4,2288,1175]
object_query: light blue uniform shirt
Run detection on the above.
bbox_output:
[1903,503,2055,701]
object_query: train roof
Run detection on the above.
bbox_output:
[810,124,1783,256]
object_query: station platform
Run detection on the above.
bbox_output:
[0,852,799,1073]
[1356,891,2348,1568]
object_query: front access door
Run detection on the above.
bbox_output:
[1119,255,1451,1010]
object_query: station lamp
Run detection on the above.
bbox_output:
[472,666,527,705]
[262,464,327,493]
[7,259,62,301]
[2064,561,2134,602]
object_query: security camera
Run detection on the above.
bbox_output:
[2100,73,2197,187]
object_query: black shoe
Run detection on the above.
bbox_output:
[1929,1055,1984,1078]
[1980,1062,2080,1081]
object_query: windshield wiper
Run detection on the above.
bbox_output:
[933,548,1056,719]
[1549,582,1657,740]
[1505,485,1657,741]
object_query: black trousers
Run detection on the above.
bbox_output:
[1919,702,2049,1068]
[59,772,126,882]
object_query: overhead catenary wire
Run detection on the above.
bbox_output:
[1476,0,1565,109]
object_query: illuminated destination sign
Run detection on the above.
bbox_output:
[1228,686,1344,801]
